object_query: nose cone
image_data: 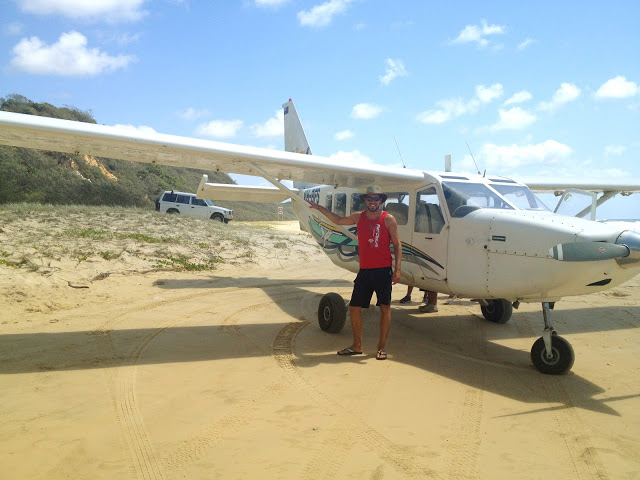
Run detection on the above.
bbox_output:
[616,230,640,268]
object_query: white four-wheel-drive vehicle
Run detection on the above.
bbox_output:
[155,190,233,223]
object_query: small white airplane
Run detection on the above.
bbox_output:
[1,101,639,375]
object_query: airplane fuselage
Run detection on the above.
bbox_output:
[294,171,640,303]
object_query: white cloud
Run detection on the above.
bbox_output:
[489,107,536,131]
[252,110,284,137]
[538,83,581,111]
[482,140,572,169]
[595,76,639,99]
[9,31,136,76]
[504,90,532,106]
[328,150,373,166]
[452,19,505,48]
[195,120,243,139]
[255,0,289,7]
[416,84,502,124]
[604,145,626,157]
[177,107,210,121]
[16,0,148,23]
[298,0,354,28]
[334,129,354,140]
[475,84,503,103]
[351,103,382,119]
[380,58,407,86]
[416,98,466,124]
[517,38,534,50]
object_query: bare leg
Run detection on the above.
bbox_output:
[378,304,391,351]
[427,291,438,305]
[348,305,363,352]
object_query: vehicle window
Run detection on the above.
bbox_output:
[162,193,177,202]
[204,199,214,206]
[383,192,409,226]
[443,181,514,217]
[325,194,332,212]
[334,193,346,217]
[176,194,190,204]
[192,198,207,207]
[490,184,551,211]
[351,193,365,214]
[415,187,445,233]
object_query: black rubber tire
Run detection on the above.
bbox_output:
[167,209,179,214]
[481,299,513,324]
[318,293,347,333]
[530,335,575,375]
[211,214,224,222]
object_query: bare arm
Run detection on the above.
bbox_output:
[308,202,359,225]
[385,214,402,284]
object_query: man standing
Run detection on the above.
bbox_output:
[309,186,402,360]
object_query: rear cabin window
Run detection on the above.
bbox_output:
[325,194,333,212]
[383,192,409,226]
[176,194,191,204]
[334,193,346,217]
[351,193,365,214]
[415,187,445,234]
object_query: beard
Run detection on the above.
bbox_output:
[367,203,381,213]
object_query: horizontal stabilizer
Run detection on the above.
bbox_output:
[197,176,298,203]
[549,242,630,262]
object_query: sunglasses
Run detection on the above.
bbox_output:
[365,195,383,202]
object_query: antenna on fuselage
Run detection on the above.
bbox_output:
[394,135,407,168]
[466,141,484,176]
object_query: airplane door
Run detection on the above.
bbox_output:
[410,186,448,284]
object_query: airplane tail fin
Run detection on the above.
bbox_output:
[282,99,317,190]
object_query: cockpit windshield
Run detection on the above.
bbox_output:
[490,184,551,212]
[443,181,514,217]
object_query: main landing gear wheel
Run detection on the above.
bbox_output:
[530,302,575,374]
[318,293,347,333]
[530,335,575,375]
[481,299,513,324]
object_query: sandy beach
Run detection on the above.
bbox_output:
[1,214,639,479]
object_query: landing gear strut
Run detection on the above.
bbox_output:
[530,302,575,375]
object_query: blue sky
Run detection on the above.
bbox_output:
[1,0,639,218]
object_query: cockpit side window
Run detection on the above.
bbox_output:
[443,181,514,217]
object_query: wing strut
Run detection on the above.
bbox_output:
[250,162,358,242]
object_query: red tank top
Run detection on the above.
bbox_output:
[357,210,392,269]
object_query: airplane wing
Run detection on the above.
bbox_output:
[0,111,424,192]
[520,177,640,194]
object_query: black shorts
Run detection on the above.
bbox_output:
[349,267,393,308]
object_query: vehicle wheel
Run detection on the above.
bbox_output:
[167,209,179,214]
[481,299,513,324]
[318,293,347,333]
[211,214,224,222]
[530,335,575,375]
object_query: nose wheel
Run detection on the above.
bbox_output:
[530,302,575,374]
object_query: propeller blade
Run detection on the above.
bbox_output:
[549,242,630,262]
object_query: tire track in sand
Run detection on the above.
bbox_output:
[94,284,314,480]
[272,318,438,479]
[516,312,609,480]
